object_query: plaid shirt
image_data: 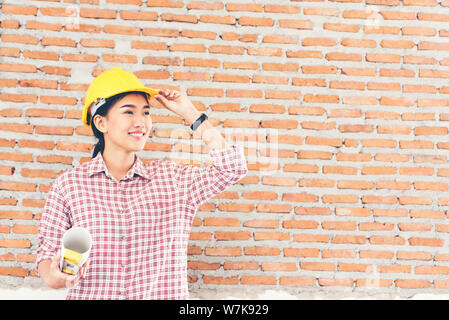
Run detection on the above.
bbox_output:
[36,145,247,300]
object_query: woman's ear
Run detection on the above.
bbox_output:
[93,114,107,134]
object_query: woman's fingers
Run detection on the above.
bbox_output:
[79,260,89,279]
[51,250,61,272]
[158,89,178,100]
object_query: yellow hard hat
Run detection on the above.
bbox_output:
[82,66,160,128]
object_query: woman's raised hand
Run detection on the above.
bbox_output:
[154,89,201,125]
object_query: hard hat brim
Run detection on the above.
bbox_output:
[82,86,160,128]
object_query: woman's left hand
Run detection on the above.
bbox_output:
[154,89,201,125]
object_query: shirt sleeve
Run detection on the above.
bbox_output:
[35,176,71,276]
[177,144,248,209]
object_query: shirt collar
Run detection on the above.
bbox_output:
[87,152,152,181]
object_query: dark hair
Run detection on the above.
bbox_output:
[90,91,150,159]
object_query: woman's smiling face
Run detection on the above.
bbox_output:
[93,93,152,153]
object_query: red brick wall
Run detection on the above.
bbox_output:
[2,0,449,296]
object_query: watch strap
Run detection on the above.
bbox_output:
[190,113,208,131]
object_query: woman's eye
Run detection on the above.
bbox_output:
[124,110,150,115]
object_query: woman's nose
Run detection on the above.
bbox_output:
[133,114,151,128]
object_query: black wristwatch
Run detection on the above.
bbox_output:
[190,113,208,131]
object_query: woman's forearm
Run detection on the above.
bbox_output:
[195,119,230,150]
[182,101,230,150]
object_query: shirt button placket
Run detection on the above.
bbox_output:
[119,180,133,299]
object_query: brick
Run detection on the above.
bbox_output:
[261,262,297,272]
[399,196,432,205]
[338,263,374,272]
[241,276,277,285]
[238,16,274,27]
[299,179,334,188]
[370,236,405,245]
[282,192,319,203]
[12,224,38,234]
[0,239,30,248]
[254,232,289,241]
[2,4,38,15]
[203,217,240,227]
[199,15,236,25]
[204,247,241,256]
[356,279,392,288]
[434,280,449,288]
[187,261,220,270]
[359,250,394,259]
[294,234,330,243]
[395,279,431,289]
[189,232,211,241]
[364,26,400,34]
[218,203,254,212]
[120,10,158,21]
[243,219,278,229]
[223,261,259,270]
[284,164,319,173]
[299,151,333,160]
[0,253,15,261]
[284,248,319,257]
[214,231,251,241]
[318,278,353,287]
[0,267,28,277]
[322,194,358,203]
[335,207,370,217]
[301,262,334,271]
[332,235,366,244]
[362,195,397,204]
[80,38,115,48]
[378,265,411,273]
[161,13,197,24]
[408,237,443,247]
[324,23,359,33]
[302,38,336,47]
[257,203,292,213]
[359,222,394,231]
[374,154,409,163]
[280,276,315,286]
[415,265,449,274]
[323,166,357,175]
[279,19,313,30]
[242,191,278,200]
[80,8,116,19]
[0,182,36,192]
[203,276,239,285]
[306,136,342,148]
[337,180,373,190]
[322,221,356,230]
[283,220,319,229]
[244,247,280,256]
[262,176,296,187]
[322,249,356,259]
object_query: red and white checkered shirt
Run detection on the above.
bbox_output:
[36,145,247,300]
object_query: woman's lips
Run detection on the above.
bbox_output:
[129,132,145,139]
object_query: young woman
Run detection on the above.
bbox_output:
[36,67,248,299]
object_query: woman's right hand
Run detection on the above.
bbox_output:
[40,250,88,289]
